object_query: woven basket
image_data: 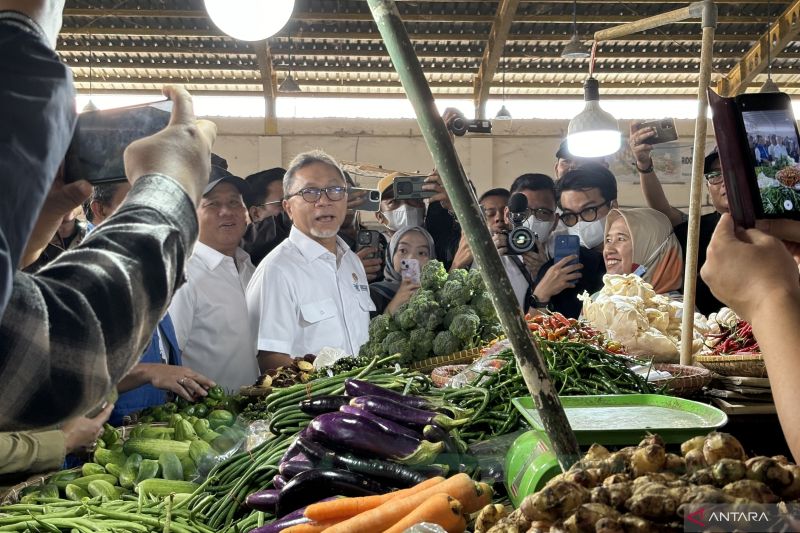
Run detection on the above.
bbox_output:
[651,363,713,397]
[430,364,468,388]
[695,354,768,378]
[410,347,483,373]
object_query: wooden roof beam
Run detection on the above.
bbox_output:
[716,0,800,95]
[253,41,278,135]
[473,0,521,119]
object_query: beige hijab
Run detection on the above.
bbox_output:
[604,208,683,294]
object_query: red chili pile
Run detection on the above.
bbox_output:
[709,319,759,355]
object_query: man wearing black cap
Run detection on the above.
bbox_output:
[630,124,727,315]
[168,162,260,391]
[554,140,610,180]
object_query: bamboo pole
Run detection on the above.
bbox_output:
[366,0,581,471]
[594,1,717,366]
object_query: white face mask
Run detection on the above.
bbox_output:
[382,204,425,232]
[568,216,607,249]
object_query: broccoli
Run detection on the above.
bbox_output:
[420,259,448,292]
[359,339,383,358]
[440,279,472,308]
[470,292,497,322]
[443,305,476,329]
[408,290,443,331]
[447,268,469,284]
[466,268,485,293]
[409,329,436,360]
[433,330,462,356]
[480,323,505,342]
[368,313,395,343]
[449,313,480,343]
[382,330,412,362]
[395,304,417,331]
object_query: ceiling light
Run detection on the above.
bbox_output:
[279,75,302,93]
[204,0,295,41]
[81,100,99,113]
[562,34,590,59]
[760,77,780,93]
[567,78,621,157]
[495,104,512,120]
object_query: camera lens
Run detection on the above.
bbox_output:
[369,191,380,201]
[358,233,370,244]
[397,182,411,194]
[508,227,535,255]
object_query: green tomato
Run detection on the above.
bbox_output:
[203,398,220,408]
[207,386,225,401]
[193,404,209,418]
[182,405,197,417]
[163,402,178,413]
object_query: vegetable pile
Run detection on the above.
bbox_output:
[135,385,236,424]
[359,260,503,363]
[707,318,759,355]
[476,431,800,532]
[526,313,625,354]
[254,356,316,389]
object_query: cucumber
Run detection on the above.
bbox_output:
[70,474,118,491]
[139,427,176,439]
[87,480,119,502]
[135,459,161,484]
[174,419,197,442]
[180,456,197,481]
[39,484,59,499]
[200,430,221,444]
[93,447,126,467]
[188,440,214,464]
[81,462,106,477]
[158,452,184,481]
[123,438,191,460]
[65,484,90,501]
[105,463,123,478]
[135,479,199,498]
[52,471,81,490]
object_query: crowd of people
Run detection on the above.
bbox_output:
[2,0,800,483]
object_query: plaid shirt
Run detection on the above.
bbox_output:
[0,175,198,431]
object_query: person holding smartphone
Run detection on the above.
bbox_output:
[369,226,436,315]
[630,122,727,315]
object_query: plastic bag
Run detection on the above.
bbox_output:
[402,524,447,533]
[467,430,527,485]
[313,346,350,370]
[444,354,507,388]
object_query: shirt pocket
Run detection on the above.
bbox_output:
[357,291,377,313]
[300,298,338,325]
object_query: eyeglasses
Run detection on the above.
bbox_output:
[286,186,348,204]
[704,171,724,186]
[559,201,610,227]
[526,208,555,222]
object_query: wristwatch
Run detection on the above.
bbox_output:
[531,294,550,310]
[635,160,655,174]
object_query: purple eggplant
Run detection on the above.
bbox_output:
[275,469,388,517]
[295,437,427,487]
[279,459,314,479]
[423,424,458,455]
[278,433,307,465]
[411,463,451,478]
[349,395,466,430]
[339,405,421,440]
[307,412,443,466]
[344,379,432,409]
[247,497,337,533]
[299,396,351,416]
[245,489,280,512]
[272,474,288,490]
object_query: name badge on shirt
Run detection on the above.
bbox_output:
[351,272,368,293]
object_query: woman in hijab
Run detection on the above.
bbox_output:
[603,207,684,296]
[370,226,436,315]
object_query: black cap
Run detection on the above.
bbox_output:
[703,149,720,174]
[555,139,572,160]
[478,187,510,203]
[204,163,250,197]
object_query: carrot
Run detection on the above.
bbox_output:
[322,474,490,533]
[383,494,465,533]
[305,476,444,522]
[282,521,341,533]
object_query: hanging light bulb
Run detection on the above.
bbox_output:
[561,0,590,58]
[204,0,295,41]
[566,78,621,157]
[760,0,780,93]
[495,60,511,120]
[279,75,302,92]
[81,100,99,113]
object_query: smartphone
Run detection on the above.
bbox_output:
[393,175,437,200]
[64,99,173,184]
[349,187,381,212]
[400,258,421,284]
[636,118,678,145]
[553,235,580,266]
[356,229,384,260]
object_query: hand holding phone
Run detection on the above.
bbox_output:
[349,188,381,212]
[356,230,383,260]
[634,118,678,145]
[553,235,581,267]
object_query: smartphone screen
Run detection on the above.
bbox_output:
[739,94,800,219]
[553,235,580,266]
[64,99,173,184]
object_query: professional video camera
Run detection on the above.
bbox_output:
[506,193,537,255]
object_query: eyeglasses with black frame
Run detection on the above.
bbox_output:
[703,170,724,186]
[286,186,348,204]
[526,207,556,222]
[559,201,611,227]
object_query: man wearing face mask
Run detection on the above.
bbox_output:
[375,172,461,270]
[530,166,610,318]
[240,167,290,266]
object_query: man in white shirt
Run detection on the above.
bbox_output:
[246,150,375,371]
[169,165,260,391]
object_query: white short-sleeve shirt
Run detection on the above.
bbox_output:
[168,242,260,391]
[246,226,375,357]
